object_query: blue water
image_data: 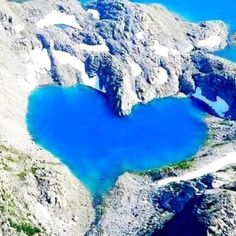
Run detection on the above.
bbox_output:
[27,86,207,196]
[132,0,236,31]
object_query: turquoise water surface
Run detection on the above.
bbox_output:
[27,86,207,196]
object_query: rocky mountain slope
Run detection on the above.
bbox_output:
[0,0,236,235]
[0,143,94,236]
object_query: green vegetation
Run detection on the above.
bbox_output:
[134,159,194,176]
[10,221,40,236]
[211,142,227,148]
[2,162,12,171]
[0,188,16,215]
[31,166,39,175]
[17,170,28,181]
[170,159,193,170]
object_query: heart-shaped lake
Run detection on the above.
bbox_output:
[27,85,207,196]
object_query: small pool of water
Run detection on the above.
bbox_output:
[27,86,207,196]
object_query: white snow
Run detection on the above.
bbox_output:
[170,49,180,56]
[157,67,168,84]
[78,43,109,53]
[193,87,229,117]
[157,152,236,187]
[135,32,144,41]
[129,59,142,77]
[36,10,82,30]
[15,24,24,33]
[151,41,169,58]
[87,9,100,20]
[52,49,105,92]
[185,45,194,53]
[21,48,51,92]
[196,35,221,49]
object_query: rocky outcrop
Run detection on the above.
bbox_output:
[86,0,229,115]
[180,52,236,119]
[152,171,236,236]
[87,166,236,236]
[1,0,230,117]
[0,143,94,236]
[87,117,236,235]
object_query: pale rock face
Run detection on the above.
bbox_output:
[123,75,140,104]
[36,10,82,30]
[196,35,221,49]
[193,87,229,117]
[128,59,142,77]
[135,31,144,40]
[15,24,24,33]
[87,9,100,20]
[78,43,109,53]
[150,40,169,58]
[21,48,51,92]
[157,67,168,85]
[170,49,180,56]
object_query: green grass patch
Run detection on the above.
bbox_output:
[31,166,39,175]
[134,159,194,176]
[170,159,193,170]
[10,221,40,236]
[17,170,28,181]
[0,189,16,215]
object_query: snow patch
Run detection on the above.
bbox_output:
[128,59,142,77]
[15,24,24,33]
[21,48,51,92]
[78,43,109,53]
[196,35,221,49]
[184,45,194,53]
[157,152,236,187]
[87,9,100,20]
[151,41,169,58]
[170,49,180,56]
[193,87,229,117]
[157,67,168,84]
[36,10,82,30]
[52,49,105,92]
[135,32,144,40]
